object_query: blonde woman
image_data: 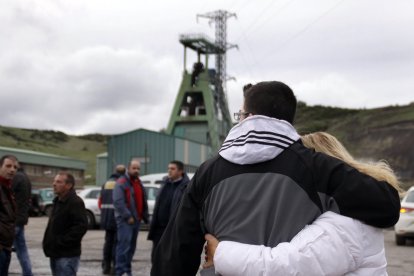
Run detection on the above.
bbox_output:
[204,132,401,276]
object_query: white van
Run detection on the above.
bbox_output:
[140,172,194,186]
[140,173,168,186]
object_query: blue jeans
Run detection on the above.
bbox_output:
[14,226,33,276]
[0,249,12,276]
[115,220,140,276]
[50,256,80,276]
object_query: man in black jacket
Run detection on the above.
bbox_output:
[148,160,190,263]
[151,81,401,276]
[42,172,88,276]
[0,155,18,276]
[12,166,33,276]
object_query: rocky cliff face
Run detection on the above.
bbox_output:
[341,120,414,187]
[295,102,414,189]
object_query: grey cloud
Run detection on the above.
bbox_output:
[1,0,413,134]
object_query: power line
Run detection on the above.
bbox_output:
[236,0,297,41]
[254,0,347,67]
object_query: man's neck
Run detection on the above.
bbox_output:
[58,189,71,200]
[171,176,183,183]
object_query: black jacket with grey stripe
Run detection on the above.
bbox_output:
[151,117,400,276]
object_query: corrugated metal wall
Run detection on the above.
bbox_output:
[107,129,175,177]
[105,128,211,178]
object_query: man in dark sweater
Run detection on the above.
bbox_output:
[12,166,33,275]
[99,164,126,275]
[42,172,88,276]
[148,160,190,263]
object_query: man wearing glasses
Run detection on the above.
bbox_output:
[151,81,400,276]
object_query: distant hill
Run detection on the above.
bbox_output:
[1,102,414,189]
[295,101,414,190]
[0,125,107,185]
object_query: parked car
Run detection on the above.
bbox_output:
[140,172,194,186]
[142,183,161,228]
[28,193,43,217]
[30,188,55,217]
[140,173,168,186]
[78,187,101,229]
[395,186,414,245]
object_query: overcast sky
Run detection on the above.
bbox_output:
[1,0,413,135]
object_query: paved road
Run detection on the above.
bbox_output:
[9,217,414,275]
[9,217,152,276]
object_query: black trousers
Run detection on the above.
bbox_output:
[151,227,166,264]
[102,229,117,269]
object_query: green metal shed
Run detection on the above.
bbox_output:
[106,128,210,178]
[0,146,87,187]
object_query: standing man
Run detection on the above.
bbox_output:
[42,172,88,276]
[113,159,149,276]
[0,155,18,275]
[12,165,33,276]
[148,160,190,262]
[99,164,126,275]
[151,81,401,276]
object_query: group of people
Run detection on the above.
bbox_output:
[0,80,404,276]
[0,153,185,276]
[98,159,191,276]
[0,155,88,276]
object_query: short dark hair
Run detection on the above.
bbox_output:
[0,155,18,166]
[243,83,253,97]
[169,160,184,172]
[58,171,75,188]
[244,81,297,123]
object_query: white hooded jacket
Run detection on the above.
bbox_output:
[214,211,387,276]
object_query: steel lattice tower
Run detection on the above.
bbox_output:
[197,10,237,124]
[166,11,237,153]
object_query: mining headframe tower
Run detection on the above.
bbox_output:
[166,10,237,153]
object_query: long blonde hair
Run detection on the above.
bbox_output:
[301,132,402,194]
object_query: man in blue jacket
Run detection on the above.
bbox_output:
[148,160,190,263]
[99,164,126,275]
[113,159,148,276]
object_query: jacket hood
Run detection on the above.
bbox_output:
[219,115,300,165]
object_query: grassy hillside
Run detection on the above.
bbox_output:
[0,125,107,185]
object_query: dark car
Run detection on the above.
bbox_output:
[29,188,55,217]
[28,193,43,217]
